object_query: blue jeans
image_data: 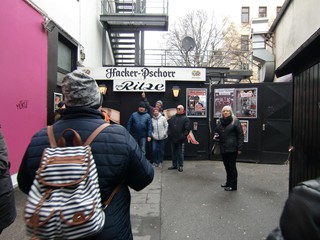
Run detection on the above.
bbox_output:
[152,139,166,165]
[135,137,147,156]
[170,142,184,167]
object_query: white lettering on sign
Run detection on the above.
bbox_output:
[114,79,165,92]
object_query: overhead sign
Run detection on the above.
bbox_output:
[78,67,206,81]
[113,79,166,92]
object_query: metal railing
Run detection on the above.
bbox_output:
[142,49,253,70]
[101,0,168,14]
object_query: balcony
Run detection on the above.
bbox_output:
[100,0,168,31]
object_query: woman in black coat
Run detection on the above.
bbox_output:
[0,126,16,234]
[215,106,244,191]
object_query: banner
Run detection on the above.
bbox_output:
[78,67,206,81]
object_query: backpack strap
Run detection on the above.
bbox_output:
[84,123,110,146]
[47,126,57,147]
[102,183,122,208]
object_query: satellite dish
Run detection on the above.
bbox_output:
[182,36,196,51]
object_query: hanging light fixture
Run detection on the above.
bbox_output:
[99,84,107,95]
[172,86,180,97]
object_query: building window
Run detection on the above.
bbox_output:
[259,7,267,18]
[57,34,77,86]
[276,6,282,15]
[241,35,249,51]
[241,7,250,23]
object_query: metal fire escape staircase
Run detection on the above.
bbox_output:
[100,0,168,66]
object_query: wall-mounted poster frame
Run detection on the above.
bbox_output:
[213,88,257,119]
[240,120,249,143]
[186,88,207,118]
[54,92,63,111]
[213,88,235,118]
[234,88,257,118]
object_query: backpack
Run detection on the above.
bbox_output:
[24,123,121,239]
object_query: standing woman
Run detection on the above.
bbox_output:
[215,106,244,191]
[151,107,168,168]
[0,126,16,234]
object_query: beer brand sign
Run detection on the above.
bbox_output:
[78,67,206,92]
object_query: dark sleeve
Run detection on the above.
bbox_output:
[183,117,192,137]
[143,97,153,114]
[0,129,9,176]
[125,131,154,191]
[147,115,152,137]
[17,150,35,194]
[235,119,244,150]
[127,114,133,133]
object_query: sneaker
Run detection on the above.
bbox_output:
[158,163,162,168]
[152,163,158,167]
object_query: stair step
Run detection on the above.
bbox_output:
[111,42,135,46]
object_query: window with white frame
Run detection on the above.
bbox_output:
[241,35,249,51]
[259,7,267,18]
[241,7,250,23]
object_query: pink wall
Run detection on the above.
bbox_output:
[0,0,48,174]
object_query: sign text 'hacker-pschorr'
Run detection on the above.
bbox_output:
[106,67,176,80]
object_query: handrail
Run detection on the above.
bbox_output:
[141,49,253,70]
[101,0,168,15]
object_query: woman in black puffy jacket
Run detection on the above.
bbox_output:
[215,105,244,191]
[18,70,154,240]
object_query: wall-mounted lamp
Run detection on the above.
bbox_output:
[172,86,180,98]
[99,84,107,95]
[42,18,55,32]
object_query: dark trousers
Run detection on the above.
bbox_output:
[170,142,184,167]
[222,152,238,188]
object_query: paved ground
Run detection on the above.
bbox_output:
[1,160,289,240]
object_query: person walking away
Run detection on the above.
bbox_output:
[17,70,154,240]
[0,126,16,235]
[127,101,152,157]
[151,107,168,168]
[214,105,244,191]
[167,105,191,172]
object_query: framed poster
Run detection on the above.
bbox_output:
[213,88,235,118]
[240,120,249,143]
[234,88,257,118]
[186,88,207,118]
[54,92,63,111]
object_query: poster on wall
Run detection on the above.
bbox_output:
[234,88,257,118]
[54,92,63,111]
[240,120,249,143]
[213,88,235,118]
[186,88,207,118]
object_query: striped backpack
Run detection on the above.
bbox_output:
[24,123,120,239]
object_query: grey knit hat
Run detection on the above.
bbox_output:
[156,100,163,106]
[62,70,101,108]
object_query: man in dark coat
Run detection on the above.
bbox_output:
[167,105,191,172]
[18,70,154,240]
[0,126,16,234]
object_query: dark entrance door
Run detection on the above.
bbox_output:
[260,83,292,163]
